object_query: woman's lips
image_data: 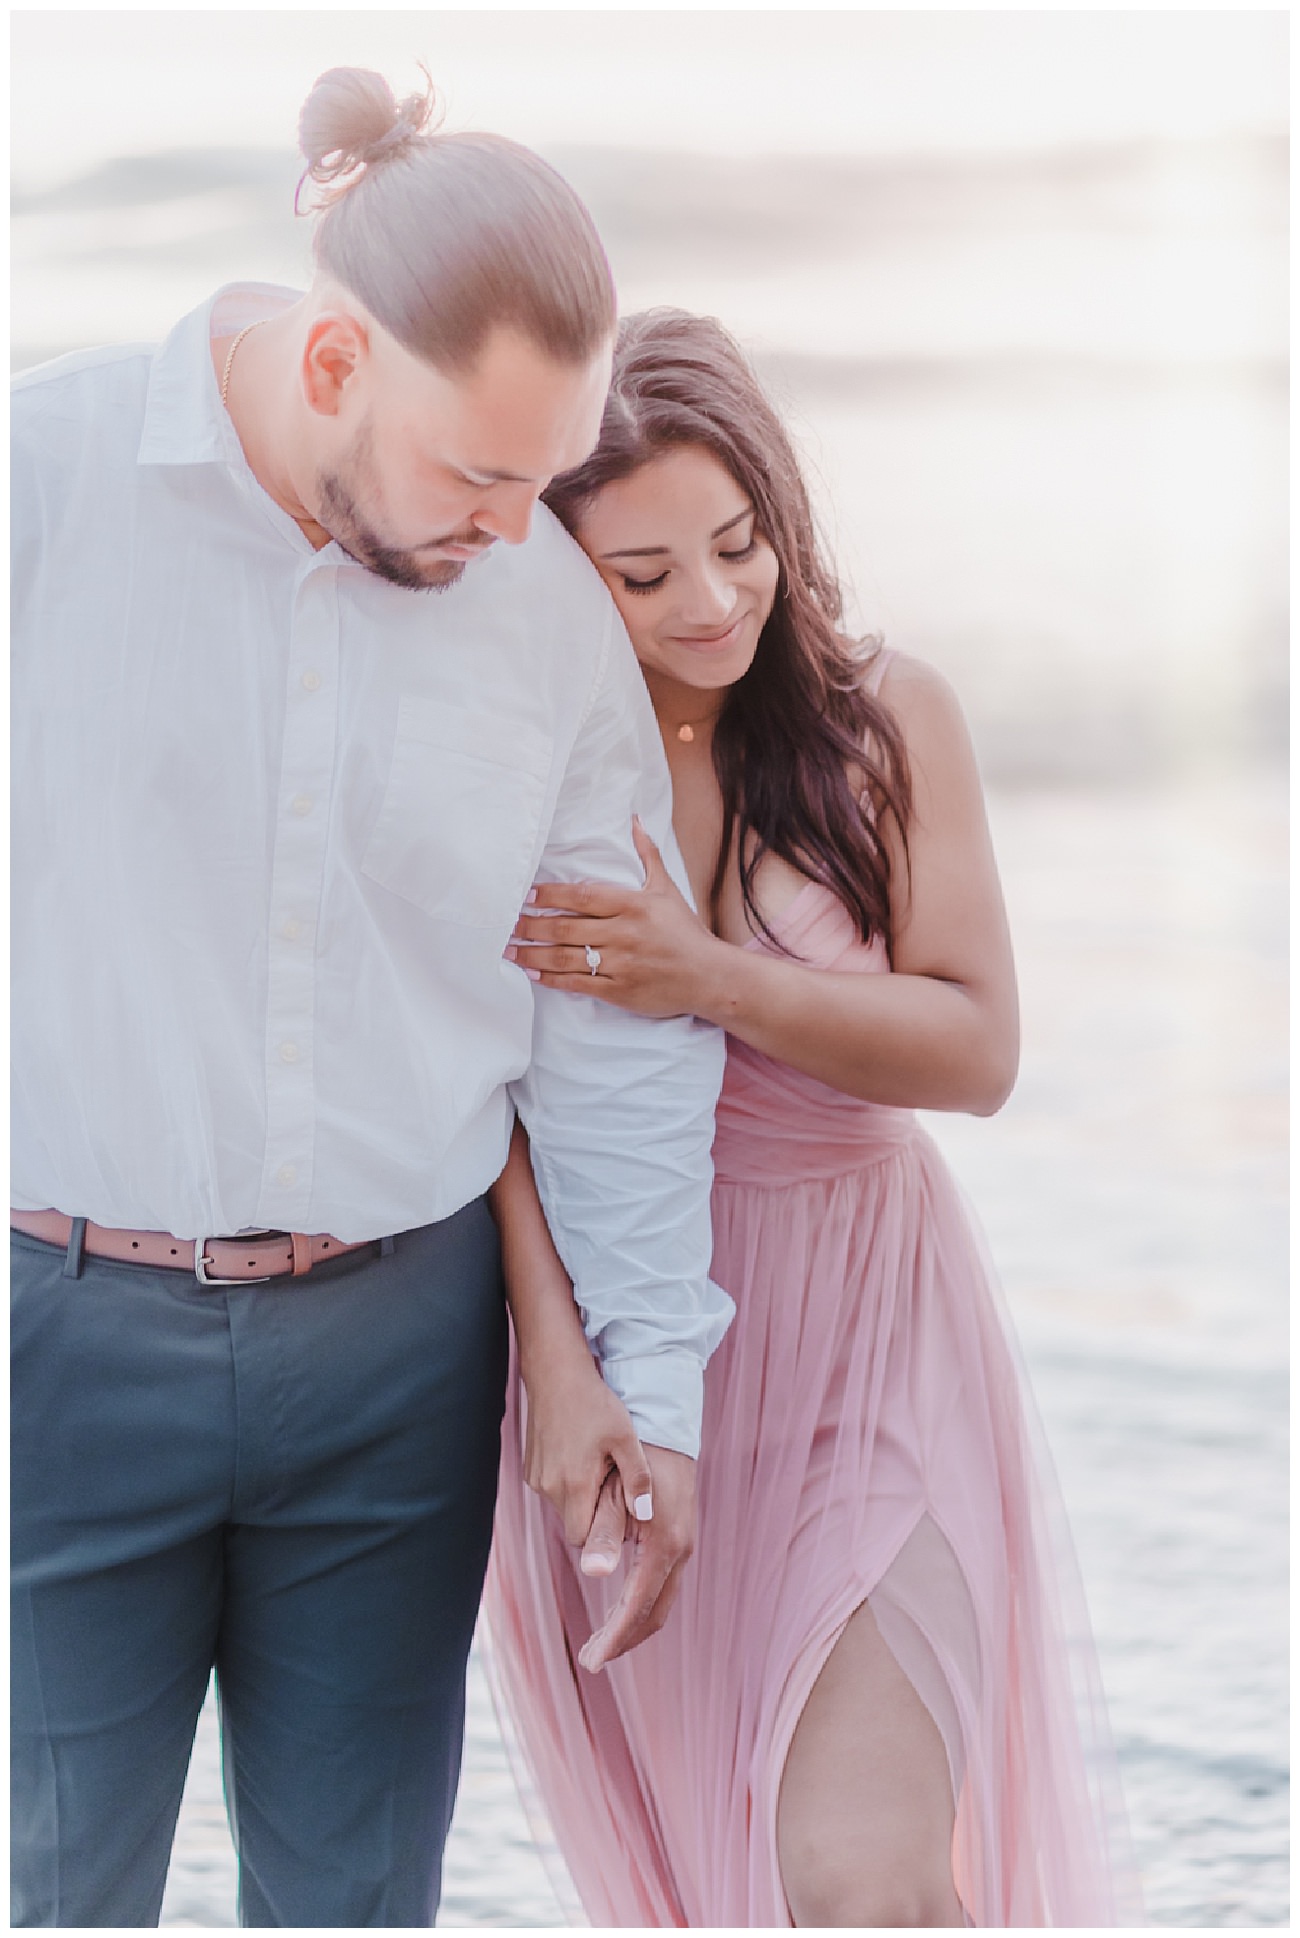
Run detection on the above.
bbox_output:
[669,615,745,654]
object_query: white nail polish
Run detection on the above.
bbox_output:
[633,1492,654,1522]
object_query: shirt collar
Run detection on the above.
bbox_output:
[136,282,302,468]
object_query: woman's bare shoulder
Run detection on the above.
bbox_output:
[873,649,963,716]
[872,652,986,821]
[873,650,975,754]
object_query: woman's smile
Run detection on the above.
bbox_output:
[666,613,748,654]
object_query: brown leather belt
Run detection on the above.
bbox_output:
[11,1209,366,1285]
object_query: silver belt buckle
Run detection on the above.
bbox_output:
[194,1234,276,1287]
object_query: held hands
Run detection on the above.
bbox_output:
[518,1339,697,1673]
[506,818,719,1019]
[575,1443,698,1676]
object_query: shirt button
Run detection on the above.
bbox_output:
[276,1162,297,1189]
[279,1041,300,1064]
[301,670,322,692]
[291,793,313,817]
[281,916,302,942]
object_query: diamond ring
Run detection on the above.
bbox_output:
[584,945,602,975]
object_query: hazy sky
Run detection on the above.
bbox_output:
[12,8,1289,186]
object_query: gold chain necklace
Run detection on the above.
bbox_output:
[220,318,266,409]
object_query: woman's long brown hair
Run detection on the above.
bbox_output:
[544,309,912,954]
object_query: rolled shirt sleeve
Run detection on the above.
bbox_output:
[509,608,734,1458]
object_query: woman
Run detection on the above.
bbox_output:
[484,311,1137,1926]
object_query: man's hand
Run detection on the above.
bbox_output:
[576,1443,697,1674]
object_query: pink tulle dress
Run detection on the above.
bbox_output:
[485,840,1138,1928]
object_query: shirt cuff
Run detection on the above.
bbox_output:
[599,1348,707,1460]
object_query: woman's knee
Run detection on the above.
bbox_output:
[785,1840,959,1928]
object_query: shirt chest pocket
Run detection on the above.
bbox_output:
[362,699,553,931]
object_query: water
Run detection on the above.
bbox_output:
[151,777,1287,1929]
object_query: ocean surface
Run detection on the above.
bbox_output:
[13,121,1287,1930]
[152,775,1287,1931]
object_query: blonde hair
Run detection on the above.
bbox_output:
[298,66,615,373]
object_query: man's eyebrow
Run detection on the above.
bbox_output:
[600,505,753,561]
[460,465,538,486]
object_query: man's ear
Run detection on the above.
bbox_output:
[302,311,368,417]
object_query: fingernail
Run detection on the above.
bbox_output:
[523,966,541,982]
[580,1551,617,1577]
[525,887,538,905]
[633,1492,654,1522]
[504,945,517,961]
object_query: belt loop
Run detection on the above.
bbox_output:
[290,1232,312,1277]
[379,1235,395,1258]
[63,1217,87,1280]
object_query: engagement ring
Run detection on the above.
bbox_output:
[585,945,602,975]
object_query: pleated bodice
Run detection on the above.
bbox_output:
[713,878,919,1185]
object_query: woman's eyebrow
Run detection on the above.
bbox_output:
[600,505,752,561]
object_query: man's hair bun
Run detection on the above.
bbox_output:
[294,64,615,376]
[298,65,437,192]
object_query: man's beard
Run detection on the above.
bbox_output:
[318,472,462,590]
[315,437,490,592]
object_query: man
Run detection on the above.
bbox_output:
[11,68,730,1927]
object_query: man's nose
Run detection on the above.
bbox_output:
[471,482,540,548]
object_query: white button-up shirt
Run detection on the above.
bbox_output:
[12,286,733,1456]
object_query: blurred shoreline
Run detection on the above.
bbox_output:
[13,133,1286,790]
[13,131,1286,367]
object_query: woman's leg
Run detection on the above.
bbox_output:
[776,1600,964,1928]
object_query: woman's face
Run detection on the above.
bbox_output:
[573,444,780,704]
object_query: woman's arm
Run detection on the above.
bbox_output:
[697,658,1018,1112]
[488,1118,698,1670]
[489,1116,599,1400]
[508,658,1019,1116]
[488,1118,651,1525]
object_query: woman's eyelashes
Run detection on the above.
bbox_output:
[619,535,760,596]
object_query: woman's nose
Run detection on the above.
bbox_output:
[680,567,737,626]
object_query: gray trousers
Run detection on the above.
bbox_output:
[11,1201,508,1928]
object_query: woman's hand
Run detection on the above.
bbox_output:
[518,1336,655,1574]
[506,818,723,1018]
